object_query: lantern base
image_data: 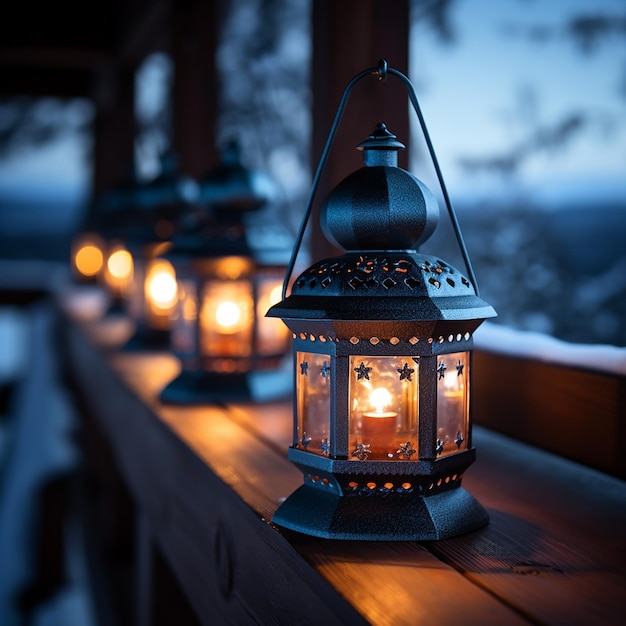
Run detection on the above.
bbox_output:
[121,327,171,352]
[272,484,488,541]
[159,364,292,404]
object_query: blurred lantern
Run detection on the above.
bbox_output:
[159,141,292,403]
[74,168,145,313]
[71,230,106,283]
[101,239,134,310]
[121,151,199,350]
[266,62,497,540]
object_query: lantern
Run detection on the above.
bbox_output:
[159,142,292,403]
[266,62,497,540]
[71,231,106,283]
[101,239,134,311]
[77,170,144,314]
[121,152,198,351]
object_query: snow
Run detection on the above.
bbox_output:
[474,321,626,376]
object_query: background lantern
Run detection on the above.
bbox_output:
[69,177,137,319]
[267,62,497,541]
[71,230,106,283]
[120,152,198,351]
[159,141,292,403]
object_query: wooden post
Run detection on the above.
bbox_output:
[170,0,220,179]
[311,0,410,261]
[91,65,137,202]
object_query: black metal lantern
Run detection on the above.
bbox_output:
[120,152,198,351]
[267,62,497,540]
[159,142,292,403]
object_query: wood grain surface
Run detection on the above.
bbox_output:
[60,310,626,626]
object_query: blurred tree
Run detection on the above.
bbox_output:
[0,98,92,160]
[411,0,626,346]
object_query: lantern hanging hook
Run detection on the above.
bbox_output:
[282,59,479,299]
[377,59,388,81]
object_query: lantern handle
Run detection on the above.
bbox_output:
[282,60,479,299]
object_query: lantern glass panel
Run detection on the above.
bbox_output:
[199,280,253,358]
[144,258,178,330]
[255,274,290,355]
[349,356,418,460]
[171,279,198,357]
[296,352,331,455]
[436,351,469,457]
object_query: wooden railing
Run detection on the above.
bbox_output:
[55,286,626,626]
[3,261,625,626]
[473,324,626,480]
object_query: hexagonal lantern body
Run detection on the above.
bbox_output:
[120,153,198,351]
[267,123,496,540]
[159,143,292,403]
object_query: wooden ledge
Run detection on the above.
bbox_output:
[59,309,626,626]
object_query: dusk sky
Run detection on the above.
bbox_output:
[410,0,626,205]
[0,0,624,236]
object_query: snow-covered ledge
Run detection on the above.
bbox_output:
[474,321,626,377]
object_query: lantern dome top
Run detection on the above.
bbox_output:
[198,140,276,212]
[321,124,439,252]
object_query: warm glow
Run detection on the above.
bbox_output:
[443,370,464,397]
[75,244,104,276]
[199,281,253,356]
[256,278,290,354]
[215,301,242,330]
[212,256,254,280]
[107,249,133,280]
[146,260,178,310]
[269,284,283,306]
[369,387,393,414]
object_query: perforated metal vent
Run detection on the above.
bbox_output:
[292,252,473,298]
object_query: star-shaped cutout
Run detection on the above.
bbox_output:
[351,442,371,461]
[300,361,309,376]
[300,432,312,450]
[397,362,415,381]
[321,437,330,456]
[435,439,444,455]
[320,361,330,378]
[437,361,447,380]
[396,441,416,460]
[455,431,464,449]
[456,360,464,376]
[353,362,372,380]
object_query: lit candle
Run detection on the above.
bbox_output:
[215,300,243,332]
[105,247,134,292]
[362,387,398,456]
[144,260,178,332]
[147,261,178,312]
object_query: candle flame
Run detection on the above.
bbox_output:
[147,261,177,309]
[107,249,133,280]
[216,300,242,329]
[369,387,392,414]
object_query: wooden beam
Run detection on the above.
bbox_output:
[0,67,94,98]
[473,350,626,480]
